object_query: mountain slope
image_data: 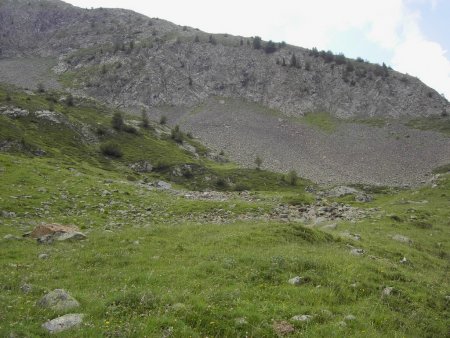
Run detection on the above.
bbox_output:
[1,0,448,118]
[0,0,449,186]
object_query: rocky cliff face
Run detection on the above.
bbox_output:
[1,0,448,119]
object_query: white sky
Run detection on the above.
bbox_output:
[65,0,450,99]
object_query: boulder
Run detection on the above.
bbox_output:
[129,160,153,173]
[42,313,84,334]
[350,248,364,256]
[327,186,359,197]
[392,234,412,244]
[30,224,80,238]
[156,181,172,190]
[1,211,16,218]
[381,287,394,298]
[273,321,295,335]
[37,289,80,312]
[3,234,21,240]
[30,224,86,243]
[20,283,32,294]
[344,314,356,321]
[355,194,373,202]
[288,276,303,285]
[291,315,313,322]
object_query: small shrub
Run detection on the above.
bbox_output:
[413,221,432,229]
[287,170,298,186]
[154,160,170,171]
[264,40,277,53]
[234,183,250,192]
[95,126,108,136]
[310,47,319,57]
[37,83,45,93]
[171,125,183,143]
[141,111,150,129]
[290,53,297,68]
[215,177,228,189]
[181,166,193,178]
[255,156,262,170]
[66,94,74,106]
[45,94,57,103]
[159,115,167,125]
[335,53,346,65]
[321,50,334,63]
[123,125,138,134]
[346,63,355,72]
[100,142,123,158]
[253,36,262,50]
[112,112,124,131]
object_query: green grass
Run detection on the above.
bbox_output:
[432,163,450,174]
[0,85,449,337]
[348,117,386,128]
[406,116,450,135]
[298,112,339,133]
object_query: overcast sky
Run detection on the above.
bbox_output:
[65,0,450,99]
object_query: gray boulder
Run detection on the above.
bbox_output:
[288,276,303,285]
[382,287,394,298]
[42,313,84,334]
[156,181,172,190]
[291,314,313,322]
[327,186,359,197]
[392,234,412,244]
[129,160,153,173]
[37,289,80,312]
[350,248,364,256]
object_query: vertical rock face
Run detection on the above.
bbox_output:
[0,0,448,119]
